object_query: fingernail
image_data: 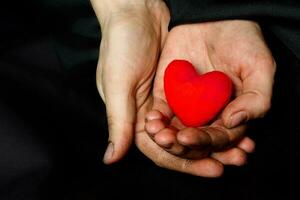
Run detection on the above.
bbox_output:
[229,111,248,128]
[103,142,114,164]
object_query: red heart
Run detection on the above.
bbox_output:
[164,60,232,127]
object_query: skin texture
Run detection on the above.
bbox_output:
[91,0,268,177]
[91,0,170,164]
[145,20,276,160]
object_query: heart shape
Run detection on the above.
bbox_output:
[164,60,232,127]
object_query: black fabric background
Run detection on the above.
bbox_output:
[0,1,299,199]
[166,0,300,60]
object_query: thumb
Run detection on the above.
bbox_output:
[103,89,136,165]
[222,60,275,128]
[222,92,270,128]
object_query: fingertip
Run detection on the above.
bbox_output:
[212,163,224,178]
[103,142,127,165]
[154,128,176,149]
[145,119,166,136]
[232,150,247,166]
[177,128,211,148]
[103,142,114,165]
[105,122,134,164]
[145,110,164,122]
[222,107,248,128]
[238,137,256,153]
[193,159,224,178]
[176,128,197,145]
[211,148,247,166]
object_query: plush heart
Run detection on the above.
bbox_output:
[164,60,232,127]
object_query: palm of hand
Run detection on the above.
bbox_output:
[142,20,274,163]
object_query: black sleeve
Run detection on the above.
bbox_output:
[165,0,300,61]
[166,0,300,28]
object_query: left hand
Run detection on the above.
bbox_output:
[143,20,275,160]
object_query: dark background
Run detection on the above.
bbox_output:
[1,1,299,199]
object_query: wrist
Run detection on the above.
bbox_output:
[90,0,163,27]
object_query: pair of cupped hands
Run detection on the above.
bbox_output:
[91,0,276,177]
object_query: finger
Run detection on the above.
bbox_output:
[207,120,247,151]
[175,126,249,160]
[145,118,167,137]
[211,148,247,166]
[152,127,211,160]
[103,88,136,165]
[175,119,246,152]
[176,127,212,149]
[154,128,187,155]
[145,110,165,122]
[146,119,190,157]
[172,120,247,160]
[148,124,209,159]
[136,131,224,177]
[237,137,255,153]
[222,58,276,128]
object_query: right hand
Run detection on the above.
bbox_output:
[91,0,170,164]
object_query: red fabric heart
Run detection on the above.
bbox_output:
[164,60,232,127]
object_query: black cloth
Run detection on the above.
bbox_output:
[0,0,299,200]
[166,0,300,59]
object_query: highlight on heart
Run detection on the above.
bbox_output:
[164,60,233,127]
